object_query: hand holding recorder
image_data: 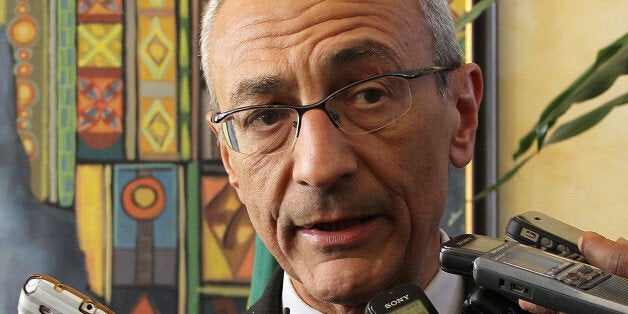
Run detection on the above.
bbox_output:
[519,231,628,314]
[578,232,628,278]
[440,211,628,314]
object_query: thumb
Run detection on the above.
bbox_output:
[578,231,628,278]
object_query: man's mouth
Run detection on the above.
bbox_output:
[296,216,383,246]
[305,217,372,232]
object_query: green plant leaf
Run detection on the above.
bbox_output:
[512,33,628,159]
[513,132,537,160]
[545,92,628,146]
[450,154,534,225]
[457,4,627,205]
[454,0,497,32]
[540,42,628,128]
[472,154,535,202]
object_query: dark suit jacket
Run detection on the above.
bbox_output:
[246,268,284,313]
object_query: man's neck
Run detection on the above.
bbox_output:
[285,231,442,313]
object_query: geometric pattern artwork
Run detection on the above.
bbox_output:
[57,0,78,207]
[38,0,255,310]
[76,2,125,161]
[140,17,174,79]
[9,6,39,159]
[111,288,177,314]
[78,0,123,17]
[7,0,49,199]
[75,164,110,298]
[112,164,179,312]
[137,0,178,160]
[77,76,124,149]
[113,164,178,287]
[140,98,176,153]
[201,176,255,284]
[77,24,123,67]
[201,296,248,314]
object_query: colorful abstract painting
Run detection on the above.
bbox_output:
[2,0,251,312]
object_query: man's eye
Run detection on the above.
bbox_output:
[245,110,283,127]
[349,86,389,108]
[361,89,383,104]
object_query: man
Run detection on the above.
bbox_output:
[199,0,627,313]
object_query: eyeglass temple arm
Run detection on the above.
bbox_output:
[395,66,451,79]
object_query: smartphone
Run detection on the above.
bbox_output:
[365,283,438,314]
[506,211,585,261]
[473,241,628,314]
[439,233,507,276]
[17,274,114,314]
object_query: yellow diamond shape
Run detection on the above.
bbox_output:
[139,18,174,79]
[141,99,175,151]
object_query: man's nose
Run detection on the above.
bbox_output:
[292,109,358,188]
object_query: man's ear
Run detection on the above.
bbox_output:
[449,63,483,168]
[206,112,240,189]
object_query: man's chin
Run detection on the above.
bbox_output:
[302,281,378,308]
[295,259,399,307]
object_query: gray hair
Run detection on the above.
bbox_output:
[200,0,463,110]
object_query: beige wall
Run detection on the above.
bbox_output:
[496,0,627,241]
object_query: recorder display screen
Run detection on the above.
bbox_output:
[463,235,505,253]
[389,301,430,314]
[498,245,568,275]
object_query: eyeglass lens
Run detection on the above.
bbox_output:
[219,75,412,155]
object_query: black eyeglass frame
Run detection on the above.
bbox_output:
[210,66,451,128]
[209,66,452,154]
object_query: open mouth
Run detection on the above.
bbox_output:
[305,217,373,232]
[296,215,385,246]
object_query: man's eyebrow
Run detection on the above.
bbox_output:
[227,41,398,108]
[323,39,401,69]
[229,75,289,108]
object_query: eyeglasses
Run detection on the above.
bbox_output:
[210,66,451,155]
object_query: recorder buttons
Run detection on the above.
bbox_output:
[578,273,610,290]
[559,271,588,287]
[556,244,567,253]
[546,261,574,276]
[564,272,581,285]
[540,237,553,249]
[557,264,608,289]
[577,265,593,275]
[559,250,585,262]
[575,265,601,283]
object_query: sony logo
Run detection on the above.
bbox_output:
[384,294,410,309]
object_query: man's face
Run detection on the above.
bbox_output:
[206,0,480,310]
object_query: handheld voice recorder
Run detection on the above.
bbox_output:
[365,283,438,314]
[473,241,628,314]
[506,211,585,261]
[17,274,113,314]
[439,233,507,276]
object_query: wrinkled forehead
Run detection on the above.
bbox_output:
[208,0,432,61]
[206,0,434,107]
